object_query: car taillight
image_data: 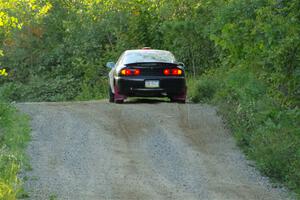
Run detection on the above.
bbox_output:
[120,69,140,76]
[163,69,171,75]
[172,69,182,75]
[163,68,183,76]
[134,69,141,75]
[121,69,131,76]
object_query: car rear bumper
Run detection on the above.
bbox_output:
[115,76,186,97]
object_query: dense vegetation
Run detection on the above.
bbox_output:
[0,0,299,198]
[0,99,30,199]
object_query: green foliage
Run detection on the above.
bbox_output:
[1,0,220,101]
[0,76,80,102]
[189,66,300,196]
[187,0,299,195]
[189,76,218,103]
[0,99,30,199]
[210,0,300,107]
[75,78,108,101]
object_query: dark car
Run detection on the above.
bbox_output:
[106,49,187,103]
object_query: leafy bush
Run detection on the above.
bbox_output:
[0,76,80,102]
[189,77,218,103]
[75,78,108,101]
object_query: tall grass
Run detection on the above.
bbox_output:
[187,67,300,197]
[0,99,30,200]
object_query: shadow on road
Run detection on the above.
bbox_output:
[125,98,170,104]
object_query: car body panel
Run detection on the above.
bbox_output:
[108,49,187,102]
[114,76,186,97]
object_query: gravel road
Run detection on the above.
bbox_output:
[18,100,292,200]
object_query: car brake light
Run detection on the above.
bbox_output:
[164,68,182,76]
[121,69,131,76]
[121,69,140,76]
[172,69,182,75]
[163,69,170,75]
[134,69,140,75]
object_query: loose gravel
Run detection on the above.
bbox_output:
[18,100,293,200]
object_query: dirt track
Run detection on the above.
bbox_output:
[18,100,291,200]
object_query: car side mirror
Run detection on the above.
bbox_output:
[106,62,115,69]
[178,62,185,68]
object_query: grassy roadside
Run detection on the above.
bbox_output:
[187,69,300,198]
[0,99,30,200]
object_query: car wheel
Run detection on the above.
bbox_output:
[170,97,186,104]
[177,99,186,104]
[115,99,124,104]
[109,87,114,103]
[113,85,125,104]
[170,97,176,103]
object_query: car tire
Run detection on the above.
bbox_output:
[109,87,114,103]
[115,99,124,104]
[177,100,186,104]
[170,97,186,104]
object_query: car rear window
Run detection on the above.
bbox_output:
[123,51,176,64]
